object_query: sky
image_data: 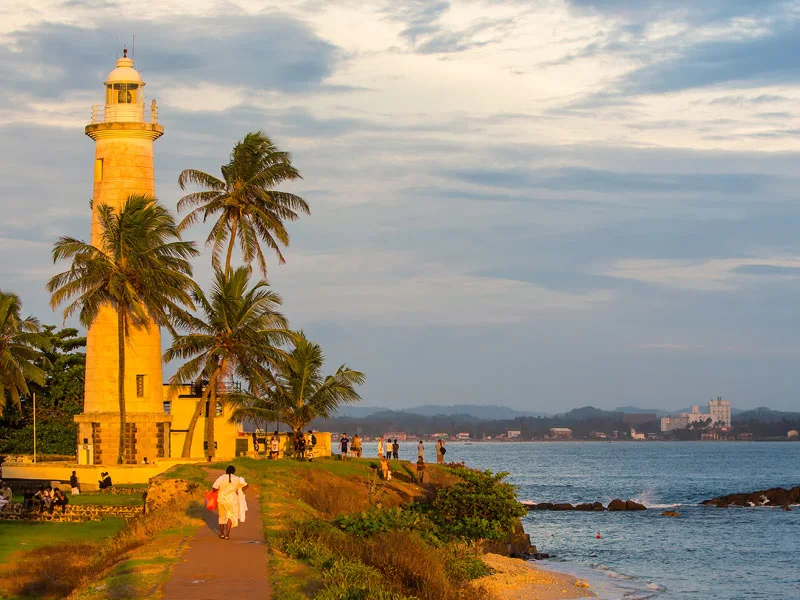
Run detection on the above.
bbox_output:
[1,0,800,413]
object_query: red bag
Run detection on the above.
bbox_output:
[205,489,218,511]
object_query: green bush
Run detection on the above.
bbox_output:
[333,507,434,539]
[430,466,526,542]
[315,559,411,600]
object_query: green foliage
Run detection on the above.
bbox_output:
[177,130,310,276]
[0,325,85,454]
[0,290,48,415]
[430,466,526,542]
[315,559,411,600]
[228,331,365,435]
[445,545,491,581]
[334,506,434,539]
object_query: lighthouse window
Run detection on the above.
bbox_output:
[136,374,146,397]
[94,158,103,182]
[107,83,138,104]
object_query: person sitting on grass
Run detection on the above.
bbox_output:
[53,487,69,514]
[22,488,34,512]
[36,486,54,514]
[98,472,113,489]
[380,456,392,480]
[416,457,426,484]
[0,481,11,510]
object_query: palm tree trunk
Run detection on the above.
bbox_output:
[224,216,239,276]
[117,311,127,465]
[181,382,213,458]
[206,387,217,460]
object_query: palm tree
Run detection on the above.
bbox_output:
[0,291,49,415]
[177,131,310,276]
[164,266,291,459]
[229,332,365,436]
[47,195,198,464]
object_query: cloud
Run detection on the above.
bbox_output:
[445,166,774,195]
[0,13,341,100]
[601,257,800,291]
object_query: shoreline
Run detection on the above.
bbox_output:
[477,553,595,600]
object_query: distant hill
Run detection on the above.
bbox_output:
[558,406,621,420]
[734,407,800,423]
[335,404,544,419]
[614,406,671,417]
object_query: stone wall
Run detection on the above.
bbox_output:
[0,503,142,523]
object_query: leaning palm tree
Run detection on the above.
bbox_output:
[164,266,291,459]
[0,291,49,415]
[47,195,198,464]
[177,131,310,276]
[231,331,364,435]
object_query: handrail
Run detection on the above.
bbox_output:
[90,98,159,124]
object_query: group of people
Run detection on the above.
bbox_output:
[292,430,317,460]
[15,485,70,514]
[337,433,363,460]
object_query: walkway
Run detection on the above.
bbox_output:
[162,474,271,600]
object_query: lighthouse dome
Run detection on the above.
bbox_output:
[106,53,142,84]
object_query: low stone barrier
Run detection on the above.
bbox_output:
[0,503,143,523]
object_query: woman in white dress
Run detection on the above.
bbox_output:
[212,465,248,540]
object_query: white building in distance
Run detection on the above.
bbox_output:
[661,397,732,432]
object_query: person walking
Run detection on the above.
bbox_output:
[340,433,349,460]
[392,439,399,460]
[351,434,362,458]
[211,465,248,540]
[418,440,424,461]
[69,471,80,495]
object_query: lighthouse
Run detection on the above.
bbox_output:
[75,49,171,465]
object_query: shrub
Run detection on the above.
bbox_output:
[334,506,435,539]
[430,467,526,542]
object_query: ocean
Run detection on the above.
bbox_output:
[362,440,800,599]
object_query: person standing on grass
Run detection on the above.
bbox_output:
[340,433,349,460]
[385,438,392,460]
[22,488,34,512]
[392,439,399,460]
[436,439,446,464]
[418,440,424,461]
[416,457,426,484]
[377,436,384,458]
[70,471,80,495]
[270,432,280,460]
[212,465,248,540]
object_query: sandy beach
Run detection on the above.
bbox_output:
[477,554,595,600]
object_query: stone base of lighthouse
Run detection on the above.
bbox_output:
[75,412,172,465]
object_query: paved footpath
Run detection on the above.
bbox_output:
[162,473,271,600]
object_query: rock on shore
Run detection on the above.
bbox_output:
[701,486,800,508]
[522,498,646,511]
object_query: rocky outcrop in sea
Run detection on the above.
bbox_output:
[701,486,800,508]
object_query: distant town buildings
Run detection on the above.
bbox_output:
[455,432,471,440]
[383,432,407,441]
[548,427,573,440]
[630,428,646,440]
[661,398,732,432]
[788,430,799,440]
[507,430,522,439]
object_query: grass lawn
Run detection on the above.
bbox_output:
[0,519,125,563]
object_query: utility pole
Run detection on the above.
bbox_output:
[33,392,37,464]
